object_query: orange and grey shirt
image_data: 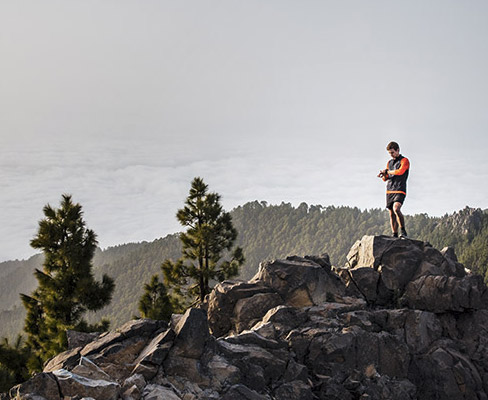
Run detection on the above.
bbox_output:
[383,155,410,195]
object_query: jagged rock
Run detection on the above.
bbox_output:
[410,344,484,399]
[71,356,113,381]
[337,267,366,298]
[88,336,149,366]
[426,246,465,277]
[53,369,120,400]
[347,236,424,291]
[171,308,209,359]
[9,373,60,400]
[163,316,211,386]
[304,253,332,271]
[252,256,346,306]
[43,347,82,373]
[361,375,417,400]
[163,354,204,383]
[216,340,288,391]
[95,362,133,382]
[252,305,308,339]
[141,384,181,400]
[346,235,402,269]
[442,246,458,261]
[121,384,141,400]
[377,242,423,291]
[206,354,240,388]
[404,311,443,353]
[347,267,380,303]
[402,274,488,312]
[273,380,314,400]
[132,328,175,376]
[302,326,410,379]
[207,281,277,337]
[283,358,309,383]
[233,292,283,333]
[66,330,101,350]
[221,384,270,400]
[224,330,286,352]
[345,235,477,309]
[131,363,159,381]
[80,319,165,358]
[122,374,146,394]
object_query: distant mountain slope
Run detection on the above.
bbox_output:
[1,202,487,340]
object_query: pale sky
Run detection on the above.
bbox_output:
[1,1,488,261]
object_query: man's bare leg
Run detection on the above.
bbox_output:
[393,202,407,237]
[388,208,398,236]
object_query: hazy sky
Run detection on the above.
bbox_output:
[1,1,488,261]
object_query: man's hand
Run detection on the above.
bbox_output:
[377,169,388,178]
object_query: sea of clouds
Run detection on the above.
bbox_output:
[1,140,485,262]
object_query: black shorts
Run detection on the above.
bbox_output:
[386,193,406,210]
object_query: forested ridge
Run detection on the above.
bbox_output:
[1,201,487,341]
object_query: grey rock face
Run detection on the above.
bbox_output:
[141,384,181,400]
[206,281,277,337]
[80,319,165,359]
[7,236,488,400]
[43,347,82,373]
[252,255,346,306]
[221,384,270,400]
[172,308,209,359]
[233,292,283,333]
[66,330,101,350]
[53,369,120,400]
[9,373,60,400]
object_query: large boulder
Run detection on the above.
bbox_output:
[221,384,271,400]
[141,384,181,400]
[344,235,484,310]
[80,319,165,358]
[402,274,488,312]
[410,344,484,399]
[43,347,82,373]
[207,281,277,337]
[233,292,283,333]
[53,369,120,400]
[251,255,346,306]
[215,339,288,392]
[9,373,60,400]
[162,308,211,385]
[346,236,424,291]
[171,308,209,359]
[132,328,175,377]
[347,267,380,303]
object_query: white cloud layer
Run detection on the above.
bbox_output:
[1,140,485,262]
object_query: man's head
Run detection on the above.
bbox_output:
[386,141,400,158]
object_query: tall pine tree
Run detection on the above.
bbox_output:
[21,194,115,370]
[162,177,244,304]
[138,275,174,321]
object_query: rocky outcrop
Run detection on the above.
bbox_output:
[5,236,488,400]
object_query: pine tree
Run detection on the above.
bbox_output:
[138,275,173,321]
[0,336,30,393]
[162,177,245,305]
[20,194,115,370]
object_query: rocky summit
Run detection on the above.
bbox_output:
[5,235,488,400]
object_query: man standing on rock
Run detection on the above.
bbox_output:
[378,141,410,238]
